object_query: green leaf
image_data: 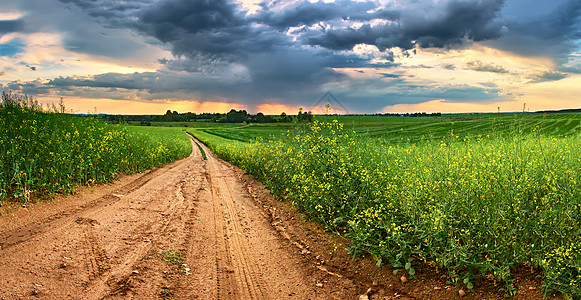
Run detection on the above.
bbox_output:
[467,282,473,289]
[408,267,415,276]
[405,262,411,270]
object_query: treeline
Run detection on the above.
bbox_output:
[102,109,312,124]
[377,112,442,117]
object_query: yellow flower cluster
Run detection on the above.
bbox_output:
[191,119,581,296]
[1,94,191,202]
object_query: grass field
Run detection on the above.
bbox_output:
[126,121,246,128]
[0,93,191,203]
[189,113,581,297]
[197,113,581,144]
[3,88,580,297]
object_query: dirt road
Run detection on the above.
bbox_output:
[0,135,362,299]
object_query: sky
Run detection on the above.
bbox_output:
[0,0,580,115]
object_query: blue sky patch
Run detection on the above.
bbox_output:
[0,38,25,57]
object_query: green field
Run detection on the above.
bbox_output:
[197,113,581,144]
[189,113,581,297]
[0,93,191,203]
[126,121,247,128]
[3,89,580,297]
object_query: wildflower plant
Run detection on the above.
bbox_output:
[190,117,581,297]
[0,92,191,203]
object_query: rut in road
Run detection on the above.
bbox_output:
[0,133,358,299]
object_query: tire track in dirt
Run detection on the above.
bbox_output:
[208,155,268,299]
[0,134,364,299]
[0,136,204,299]
[0,166,170,250]
[191,137,355,300]
[82,138,203,299]
[75,217,110,281]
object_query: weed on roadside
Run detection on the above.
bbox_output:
[152,248,183,265]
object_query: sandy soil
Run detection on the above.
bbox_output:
[0,135,552,299]
[0,136,359,299]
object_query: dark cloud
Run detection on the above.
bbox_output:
[518,0,581,41]
[465,60,509,73]
[4,0,577,112]
[58,0,153,27]
[379,73,403,78]
[406,64,433,69]
[0,19,24,35]
[254,0,398,29]
[301,0,505,51]
[52,0,512,106]
[441,64,456,70]
[559,65,581,74]
[138,0,239,42]
[486,0,581,62]
[528,71,568,83]
[0,0,164,64]
[1,79,53,96]
[479,81,498,88]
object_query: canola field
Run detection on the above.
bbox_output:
[190,113,581,297]
[0,93,191,203]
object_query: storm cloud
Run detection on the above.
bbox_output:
[0,19,24,35]
[1,0,580,112]
[301,0,505,51]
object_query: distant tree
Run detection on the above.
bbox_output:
[297,109,313,122]
[253,112,273,123]
[226,109,248,123]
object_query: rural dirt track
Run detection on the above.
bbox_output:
[0,135,361,299]
[0,134,550,300]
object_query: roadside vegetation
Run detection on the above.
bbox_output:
[3,88,580,296]
[0,92,191,204]
[189,114,581,298]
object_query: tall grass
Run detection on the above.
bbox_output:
[0,92,191,203]
[189,120,581,297]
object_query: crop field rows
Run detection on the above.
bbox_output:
[2,91,580,298]
[197,113,581,145]
[189,113,581,298]
[0,93,191,203]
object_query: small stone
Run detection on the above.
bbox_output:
[434,286,441,290]
[315,255,321,260]
[529,287,536,290]
[400,276,408,284]
[358,295,369,300]
[132,270,139,274]
[59,263,67,269]
[316,283,324,288]
[365,287,373,295]
[459,289,466,297]
[301,249,309,255]
[372,280,378,286]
